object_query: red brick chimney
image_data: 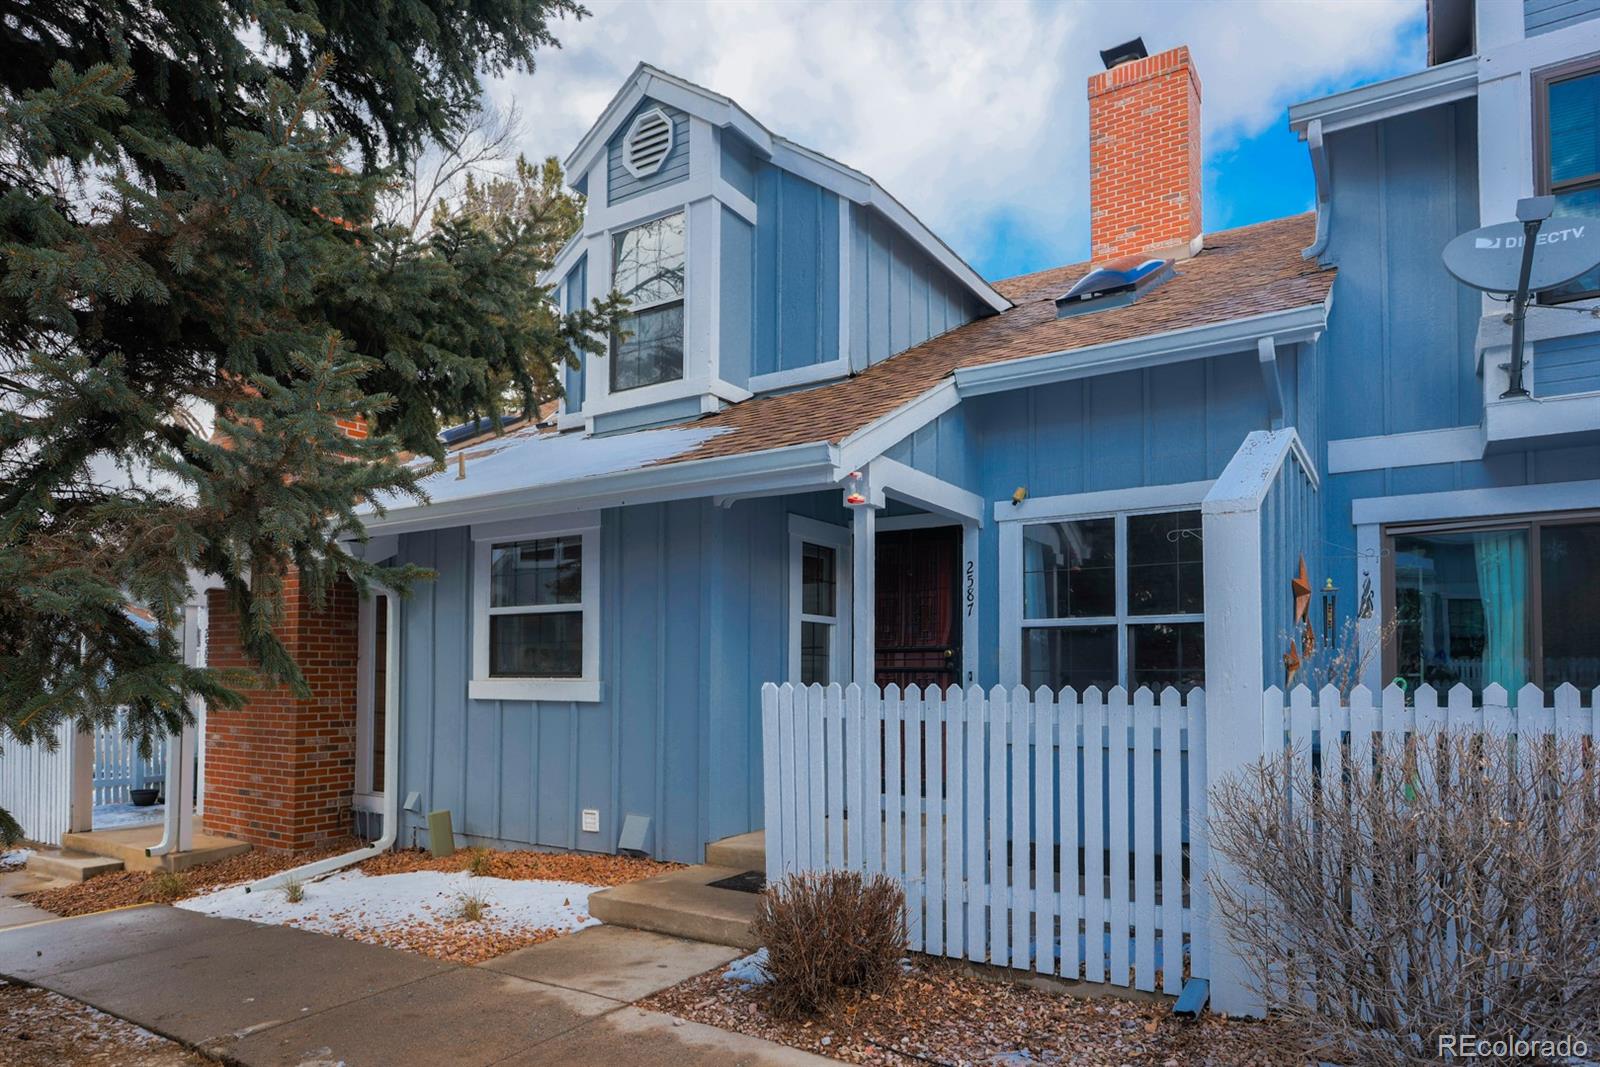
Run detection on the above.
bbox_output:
[1088,44,1204,263]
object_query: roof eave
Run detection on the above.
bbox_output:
[361,439,840,537]
[953,295,1333,399]
[1288,55,1478,137]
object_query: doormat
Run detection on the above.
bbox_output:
[707,870,766,894]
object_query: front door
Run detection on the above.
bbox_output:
[874,526,962,691]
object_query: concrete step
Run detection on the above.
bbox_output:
[26,848,124,882]
[60,824,250,873]
[704,830,765,871]
[588,865,760,950]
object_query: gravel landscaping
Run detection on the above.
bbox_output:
[641,953,1304,1066]
[0,981,213,1066]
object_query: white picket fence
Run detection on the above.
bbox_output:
[761,682,1207,995]
[1264,681,1600,753]
[0,722,82,846]
[92,714,168,806]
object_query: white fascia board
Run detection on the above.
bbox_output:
[1203,427,1318,515]
[1327,425,1486,473]
[1352,479,1600,527]
[871,457,985,525]
[995,480,1214,523]
[1288,56,1478,136]
[365,441,838,536]
[545,229,587,287]
[955,298,1331,399]
[835,378,960,476]
[564,71,649,176]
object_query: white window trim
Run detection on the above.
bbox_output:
[610,208,687,397]
[354,591,389,811]
[999,483,1210,689]
[788,515,853,685]
[470,513,602,703]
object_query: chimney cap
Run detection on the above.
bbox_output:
[1098,37,1148,70]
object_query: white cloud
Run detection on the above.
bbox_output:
[490,0,1424,274]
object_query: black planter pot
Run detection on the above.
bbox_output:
[129,787,161,807]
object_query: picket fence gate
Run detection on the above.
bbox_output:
[92,714,168,806]
[761,682,1207,996]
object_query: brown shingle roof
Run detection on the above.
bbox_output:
[656,212,1333,466]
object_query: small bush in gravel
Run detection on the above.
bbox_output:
[142,871,186,903]
[753,870,906,1019]
[457,890,488,922]
[280,876,305,904]
[464,847,493,877]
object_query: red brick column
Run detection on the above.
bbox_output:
[204,574,359,851]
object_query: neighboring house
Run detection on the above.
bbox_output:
[192,0,1599,866]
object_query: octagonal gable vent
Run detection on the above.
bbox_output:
[622,107,674,179]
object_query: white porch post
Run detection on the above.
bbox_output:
[68,727,94,832]
[1199,435,1278,1018]
[851,501,877,685]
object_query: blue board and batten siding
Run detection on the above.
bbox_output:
[1259,451,1323,687]
[562,255,587,409]
[1525,0,1600,35]
[751,168,842,377]
[607,99,691,205]
[850,205,988,369]
[394,493,848,863]
[1315,97,1600,609]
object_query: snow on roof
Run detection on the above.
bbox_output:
[375,422,731,512]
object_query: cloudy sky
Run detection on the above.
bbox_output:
[486,0,1428,280]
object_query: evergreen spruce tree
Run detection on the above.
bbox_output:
[0,2,618,842]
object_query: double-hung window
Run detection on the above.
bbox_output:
[470,516,601,703]
[1386,512,1600,698]
[788,516,852,686]
[611,211,685,391]
[1016,508,1205,694]
[1535,56,1600,302]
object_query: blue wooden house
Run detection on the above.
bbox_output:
[356,1,1600,865]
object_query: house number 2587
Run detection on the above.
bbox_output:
[965,560,975,618]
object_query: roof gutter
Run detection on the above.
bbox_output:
[952,297,1332,399]
[1287,55,1478,136]
[362,440,840,537]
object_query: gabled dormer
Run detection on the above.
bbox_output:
[548,64,1008,435]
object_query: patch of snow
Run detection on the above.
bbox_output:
[177,868,601,940]
[1,848,31,870]
[370,423,731,512]
[93,802,164,829]
[723,948,772,988]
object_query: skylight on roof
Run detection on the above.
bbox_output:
[1055,257,1174,318]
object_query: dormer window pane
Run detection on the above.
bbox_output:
[612,212,685,391]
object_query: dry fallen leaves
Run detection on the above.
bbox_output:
[640,957,1308,1067]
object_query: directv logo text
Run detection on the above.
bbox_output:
[1475,225,1587,250]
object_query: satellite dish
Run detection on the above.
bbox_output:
[1442,216,1600,294]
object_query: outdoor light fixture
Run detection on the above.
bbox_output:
[1323,578,1338,644]
[1012,486,1028,506]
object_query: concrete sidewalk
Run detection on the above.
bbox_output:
[0,906,827,1066]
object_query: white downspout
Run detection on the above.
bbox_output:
[147,602,201,858]
[244,590,401,893]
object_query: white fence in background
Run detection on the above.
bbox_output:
[0,722,88,846]
[92,714,168,806]
[762,680,1600,1004]
[762,682,1208,995]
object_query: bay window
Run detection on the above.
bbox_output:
[1018,508,1205,694]
[1387,513,1600,697]
[611,211,685,391]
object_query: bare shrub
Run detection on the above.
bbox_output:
[280,875,305,904]
[753,870,907,1019]
[464,847,493,877]
[456,890,488,922]
[1210,729,1600,1064]
[141,871,186,903]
